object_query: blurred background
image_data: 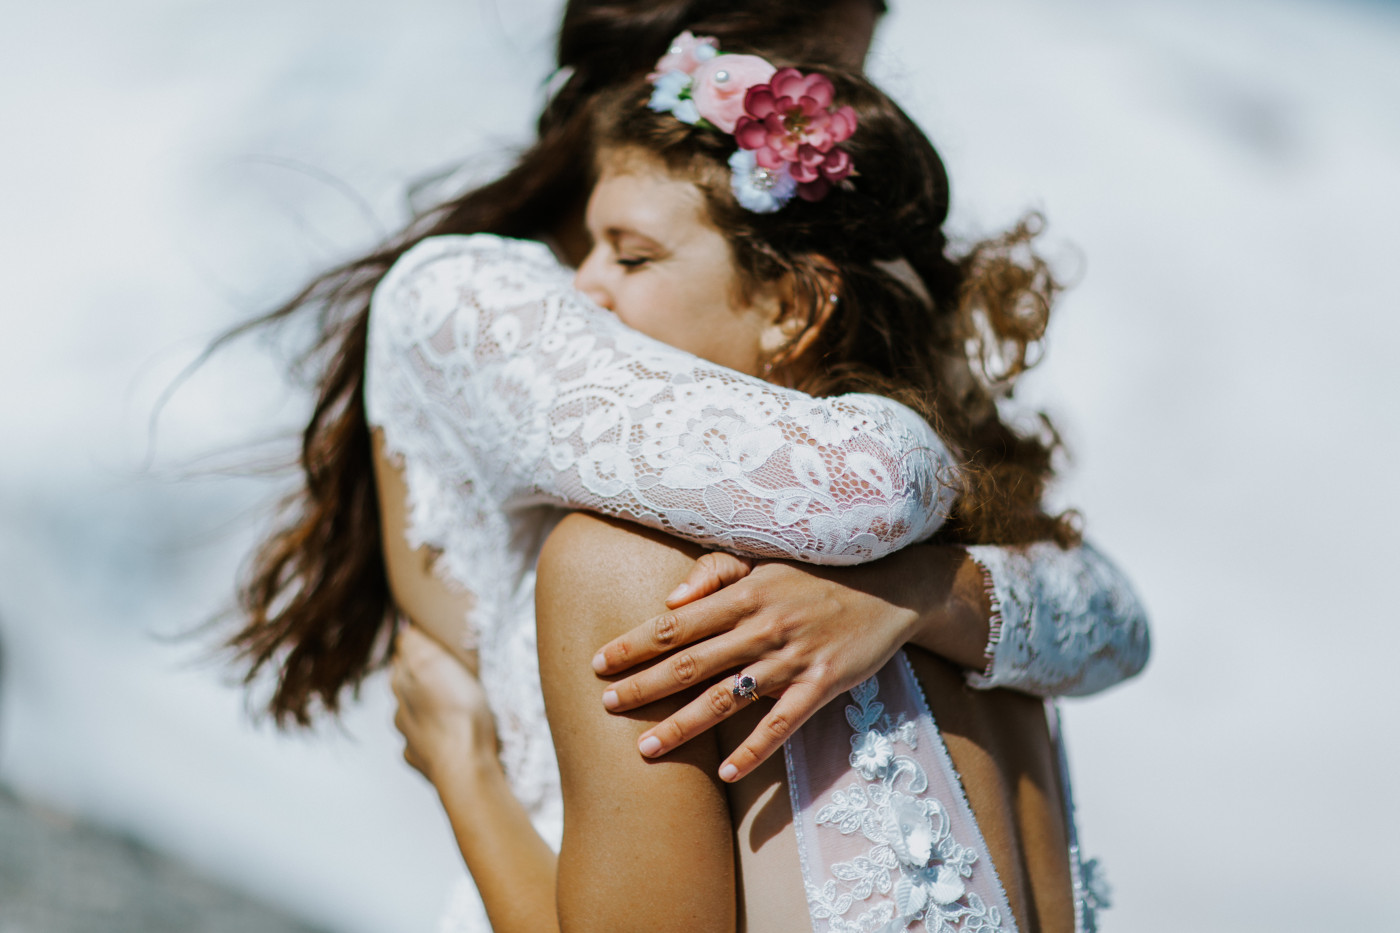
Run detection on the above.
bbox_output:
[2,0,1397,930]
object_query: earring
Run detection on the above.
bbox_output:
[829,293,840,304]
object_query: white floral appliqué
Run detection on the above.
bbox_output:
[811,676,1008,933]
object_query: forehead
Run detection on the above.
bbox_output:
[588,148,709,233]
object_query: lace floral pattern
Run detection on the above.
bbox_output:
[365,234,1141,931]
[967,542,1150,697]
[793,656,1015,933]
[368,234,957,581]
[365,234,964,928]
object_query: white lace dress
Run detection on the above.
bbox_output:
[365,234,1148,932]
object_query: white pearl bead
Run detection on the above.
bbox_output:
[715,70,729,83]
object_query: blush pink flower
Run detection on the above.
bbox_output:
[690,55,778,134]
[649,31,718,78]
[733,68,858,203]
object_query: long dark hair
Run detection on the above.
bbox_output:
[227,0,890,726]
[593,71,1078,549]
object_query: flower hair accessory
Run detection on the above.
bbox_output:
[648,34,858,213]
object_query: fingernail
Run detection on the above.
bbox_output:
[602,690,620,710]
[591,652,607,673]
[639,736,663,757]
[666,583,689,603]
[718,763,739,782]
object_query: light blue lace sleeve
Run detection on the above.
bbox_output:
[964,541,1150,697]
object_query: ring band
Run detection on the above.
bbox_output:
[732,673,758,702]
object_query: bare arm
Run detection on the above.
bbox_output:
[537,514,736,933]
[377,436,557,933]
[391,627,557,933]
[387,508,739,933]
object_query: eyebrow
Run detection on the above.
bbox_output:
[603,227,664,249]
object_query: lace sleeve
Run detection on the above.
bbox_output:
[366,233,955,566]
[964,541,1151,697]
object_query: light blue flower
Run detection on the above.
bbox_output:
[728,148,797,214]
[648,70,700,124]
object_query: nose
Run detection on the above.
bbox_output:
[573,247,613,311]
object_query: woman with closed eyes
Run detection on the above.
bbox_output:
[227,3,1147,930]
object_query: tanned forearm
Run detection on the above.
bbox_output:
[434,755,559,933]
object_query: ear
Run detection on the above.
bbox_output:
[758,258,842,374]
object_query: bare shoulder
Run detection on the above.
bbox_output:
[537,513,737,933]
[538,513,703,639]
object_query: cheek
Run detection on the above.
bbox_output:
[608,271,766,376]
[607,279,671,338]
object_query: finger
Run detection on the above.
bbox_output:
[717,681,826,782]
[593,586,754,675]
[665,552,755,608]
[603,630,778,712]
[634,663,783,759]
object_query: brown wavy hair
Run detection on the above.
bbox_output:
[593,71,1079,549]
[227,0,894,726]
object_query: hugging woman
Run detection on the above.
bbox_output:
[225,2,1148,931]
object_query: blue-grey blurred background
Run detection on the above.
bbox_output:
[2,0,1397,930]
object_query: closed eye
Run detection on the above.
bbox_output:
[616,256,650,269]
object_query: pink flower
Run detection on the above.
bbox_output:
[733,68,859,203]
[650,31,718,78]
[820,147,853,181]
[690,55,778,134]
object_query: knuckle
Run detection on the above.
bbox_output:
[652,613,682,648]
[764,713,794,741]
[706,685,737,718]
[669,653,699,686]
[657,717,688,745]
[620,678,647,706]
[770,607,803,638]
[731,743,760,768]
[733,581,763,613]
[803,658,835,688]
[699,552,731,587]
[759,617,789,652]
